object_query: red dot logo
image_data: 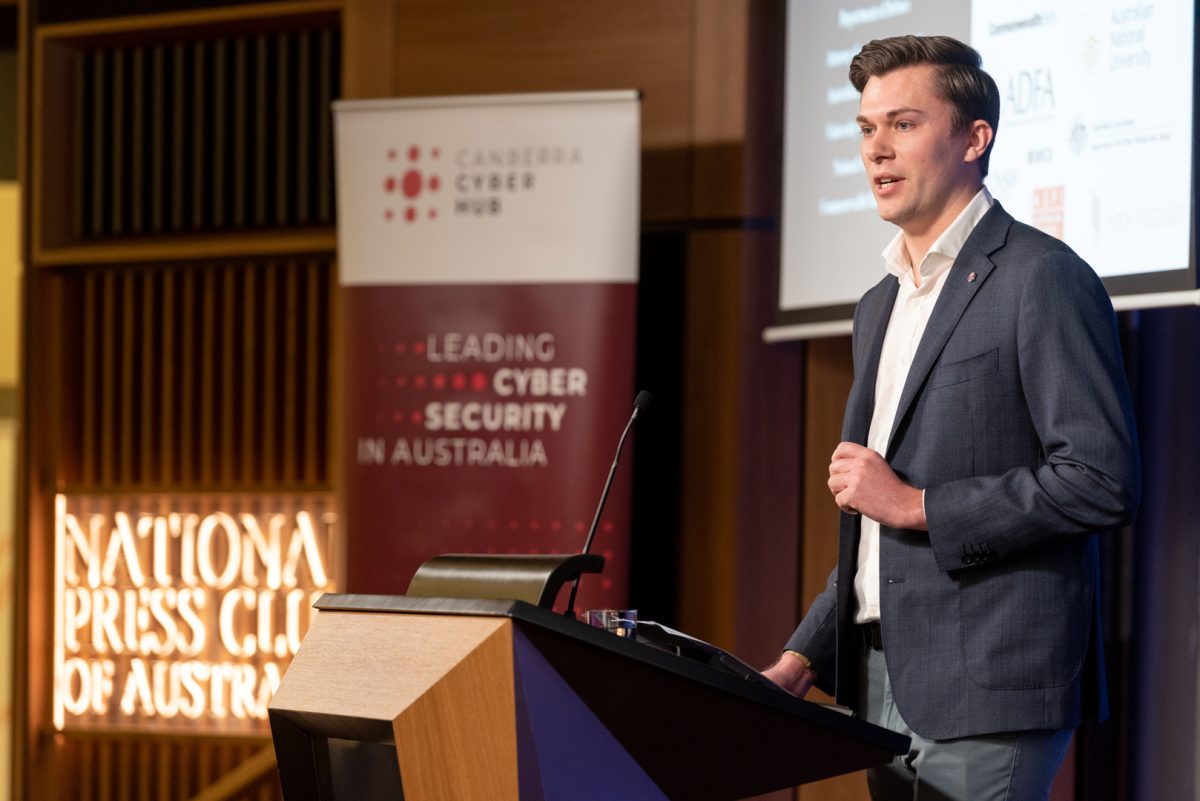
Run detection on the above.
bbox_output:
[402,170,422,198]
[383,145,442,223]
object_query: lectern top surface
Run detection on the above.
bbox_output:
[311,593,909,756]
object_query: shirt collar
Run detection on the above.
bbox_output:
[882,187,995,283]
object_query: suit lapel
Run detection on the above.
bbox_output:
[845,279,898,445]
[884,203,1013,456]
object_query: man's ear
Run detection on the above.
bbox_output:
[963,120,994,165]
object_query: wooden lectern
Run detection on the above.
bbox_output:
[269,594,909,801]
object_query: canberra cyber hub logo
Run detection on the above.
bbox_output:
[382,145,444,224]
[381,142,584,223]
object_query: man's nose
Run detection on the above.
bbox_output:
[863,132,892,162]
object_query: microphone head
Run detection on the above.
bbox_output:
[634,390,653,412]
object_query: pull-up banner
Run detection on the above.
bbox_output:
[334,92,640,610]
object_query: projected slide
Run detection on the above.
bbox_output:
[975,2,1193,279]
[779,0,1196,323]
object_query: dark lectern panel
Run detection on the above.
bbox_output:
[512,627,669,800]
[516,617,895,799]
[329,739,405,801]
[312,594,908,799]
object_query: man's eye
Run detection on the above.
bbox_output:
[896,121,913,131]
[860,126,874,136]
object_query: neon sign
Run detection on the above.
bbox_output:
[53,493,338,732]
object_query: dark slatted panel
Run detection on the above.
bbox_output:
[61,259,333,489]
[35,10,342,801]
[59,738,282,801]
[72,25,341,240]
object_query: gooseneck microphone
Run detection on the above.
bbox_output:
[565,390,652,618]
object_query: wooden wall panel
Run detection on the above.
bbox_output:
[54,259,333,491]
[339,0,392,100]
[343,0,694,221]
[677,229,743,646]
[799,337,852,619]
[731,230,803,671]
[49,737,279,801]
[39,21,340,253]
[795,335,864,801]
[724,0,802,685]
[689,0,747,220]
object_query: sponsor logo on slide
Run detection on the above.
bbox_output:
[837,0,912,32]
[987,12,1056,37]
[1032,186,1065,240]
[1069,119,1088,155]
[1005,68,1055,118]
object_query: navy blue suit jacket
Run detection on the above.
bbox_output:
[785,202,1140,740]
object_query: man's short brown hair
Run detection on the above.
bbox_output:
[850,35,1001,176]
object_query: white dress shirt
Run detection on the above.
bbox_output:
[853,187,994,625]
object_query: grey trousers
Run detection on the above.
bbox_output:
[859,644,1073,801]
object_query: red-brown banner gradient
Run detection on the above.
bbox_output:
[343,282,637,611]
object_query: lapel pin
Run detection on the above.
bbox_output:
[967,271,977,283]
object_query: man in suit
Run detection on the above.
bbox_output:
[763,36,1140,800]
